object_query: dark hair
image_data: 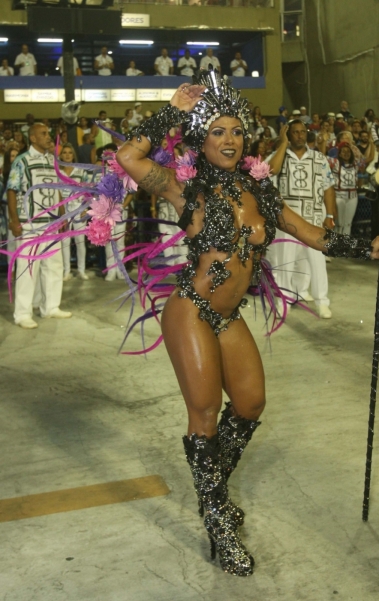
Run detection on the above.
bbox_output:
[364,108,375,119]
[307,131,316,143]
[250,139,266,157]
[287,118,305,131]
[338,144,354,164]
[96,143,117,160]
[2,148,19,188]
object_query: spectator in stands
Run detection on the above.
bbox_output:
[250,139,267,159]
[131,102,143,127]
[14,44,37,76]
[200,48,221,73]
[2,147,19,277]
[364,108,375,130]
[126,60,144,76]
[13,131,28,154]
[0,59,14,76]
[230,51,247,77]
[276,106,288,131]
[154,48,174,76]
[3,127,14,150]
[20,113,35,142]
[308,113,321,131]
[78,133,94,164]
[299,106,311,124]
[91,111,114,155]
[307,130,317,149]
[120,108,134,134]
[57,55,80,76]
[351,119,362,144]
[356,130,375,161]
[370,117,379,147]
[334,113,346,134]
[254,117,276,140]
[177,49,197,77]
[94,46,114,76]
[340,100,353,121]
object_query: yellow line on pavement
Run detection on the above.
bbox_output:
[0,476,170,523]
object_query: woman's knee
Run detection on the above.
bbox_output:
[232,395,266,421]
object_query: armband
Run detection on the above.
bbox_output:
[322,227,372,260]
[125,104,186,149]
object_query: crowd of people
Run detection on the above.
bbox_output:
[0,95,378,328]
[0,45,251,78]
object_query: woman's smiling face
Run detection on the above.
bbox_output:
[202,116,244,172]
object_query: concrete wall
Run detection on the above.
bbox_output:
[304,0,379,116]
[0,0,283,119]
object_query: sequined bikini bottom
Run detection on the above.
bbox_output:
[177,284,247,337]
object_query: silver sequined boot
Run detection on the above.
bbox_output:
[183,433,254,576]
[217,402,261,526]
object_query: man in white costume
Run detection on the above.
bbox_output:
[267,120,337,319]
[7,124,72,329]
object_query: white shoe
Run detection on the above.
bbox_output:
[299,291,314,302]
[17,318,38,329]
[105,272,116,282]
[325,256,332,263]
[318,305,332,319]
[43,308,72,319]
[63,272,73,282]
[77,271,89,280]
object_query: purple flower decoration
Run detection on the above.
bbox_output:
[97,173,125,203]
[176,150,198,167]
[150,146,172,166]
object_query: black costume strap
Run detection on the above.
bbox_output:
[125,104,186,148]
[323,228,372,260]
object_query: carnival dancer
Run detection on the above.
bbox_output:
[114,70,379,576]
[7,123,72,328]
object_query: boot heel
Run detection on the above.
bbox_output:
[209,535,216,560]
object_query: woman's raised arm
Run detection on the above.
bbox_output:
[116,83,205,211]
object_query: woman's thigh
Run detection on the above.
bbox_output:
[219,316,266,420]
[161,292,223,437]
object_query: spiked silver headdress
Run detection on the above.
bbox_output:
[182,67,251,153]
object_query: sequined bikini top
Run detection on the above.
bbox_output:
[178,158,284,270]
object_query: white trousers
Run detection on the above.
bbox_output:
[267,230,329,306]
[62,221,87,275]
[14,230,63,323]
[335,191,358,235]
[105,211,128,278]
[158,200,188,265]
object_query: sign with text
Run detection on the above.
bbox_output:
[160,89,177,101]
[58,89,82,103]
[110,89,136,102]
[4,89,32,103]
[137,89,161,102]
[83,89,111,102]
[31,89,60,103]
[122,13,150,28]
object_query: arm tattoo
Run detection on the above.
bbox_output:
[124,142,147,156]
[277,213,298,236]
[139,163,172,195]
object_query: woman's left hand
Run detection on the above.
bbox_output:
[170,83,207,113]
[370,236,379,259]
